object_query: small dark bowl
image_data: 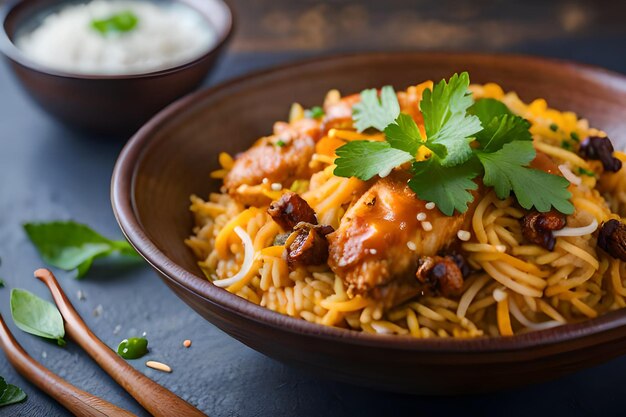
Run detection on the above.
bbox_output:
[0,0,233,135]
[112,53,626,394]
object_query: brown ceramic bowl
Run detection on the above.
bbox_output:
[112,53,626,394]
[0,0,233,135]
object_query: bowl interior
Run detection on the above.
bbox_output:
[116,53,626,350]
[1,0,232,77]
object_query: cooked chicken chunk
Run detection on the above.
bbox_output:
[224,118,321,205]
[327,172,478,295]
[268,192,318,230]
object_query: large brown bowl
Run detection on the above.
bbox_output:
[112,53,626,394]
[0,0,233,135]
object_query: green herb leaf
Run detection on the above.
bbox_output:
[561,140,573,150]
[409,157,480,216]
[420,72,482,166]
[468,98,513,126]
[275,140,286,147]
[0,377,27,407]
[352,86,400,132]
[91,11,139,35]
[477,141,574,213]
[570,132,580,142]
[384,113,424,155]
[475,114,531,153]
[23,221,139,278]
[10,289,65,346]
[117,337,149,359]
[334,141,414,180]
[308,106,325,119]
[549,123,559,132]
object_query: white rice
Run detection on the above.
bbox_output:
[16,0,216,75]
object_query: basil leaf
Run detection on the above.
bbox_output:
[0,377,27,407]
[10,289,66,346]
[23,221,139,278]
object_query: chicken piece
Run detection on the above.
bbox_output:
[322,93,360,133]
[327,172,479,295]
[268,192,317,230]
[224,118,321,205]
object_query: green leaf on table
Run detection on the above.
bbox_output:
[10,289,66,346]
[477,141,574,214]
[0,279,4,288]
[23,221,139,278]
[91,11,139,35]
[352,86,400,132]
[0,376,27,407]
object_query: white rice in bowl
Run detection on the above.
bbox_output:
[16,0,216,75]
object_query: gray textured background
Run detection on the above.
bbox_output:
[1,0,626,416]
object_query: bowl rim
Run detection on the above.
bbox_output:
[112,51,626,353]
[0,0,234,80]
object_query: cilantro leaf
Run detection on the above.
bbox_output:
[384,113,424,155]
[334,141,414,180]
[409,157,480,216]
[23,221,140,278]
[468,98,512,126]
[475,114,531,153]
[352,86,400,132]
[420,72,482,166]
[477,141,574,214]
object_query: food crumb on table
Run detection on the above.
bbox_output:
[146,360,172,373]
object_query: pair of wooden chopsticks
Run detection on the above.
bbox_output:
[0,268,206,417]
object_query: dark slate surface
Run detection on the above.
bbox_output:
[2,1,626,415]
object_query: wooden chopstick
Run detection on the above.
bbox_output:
[34,268,207,417]
[0,313,137,417]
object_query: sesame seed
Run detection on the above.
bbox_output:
[271,183,283,191]
[183,339,192,348]
[407,241,417,251]
[425,202,436,210]
[146,361,172,373]
[457,230,471,241]
[262,178,269,184]
[369,249,377,255]
[493,288,507,302]
[416,212,427,221]
[421,221,433,231]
